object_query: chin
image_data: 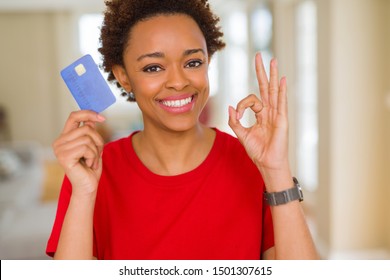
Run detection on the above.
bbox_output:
[161,116,201,133]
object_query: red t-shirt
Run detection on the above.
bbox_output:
[46,129,274,259]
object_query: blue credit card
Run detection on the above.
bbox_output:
[60,54,116,113]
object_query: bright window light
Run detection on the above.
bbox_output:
[296,0,318,191]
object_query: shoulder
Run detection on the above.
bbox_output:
[103,131,139,154]
[213,128,265,187]
[104,136,130,152]
[101,131,138,165]
[215,128,247,155]
[215,128,238,143]
[214,128,256,168]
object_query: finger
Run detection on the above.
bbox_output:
[278,76,288,116]
[255,52,270,107]
[228,106,247,139]
[64,140,101,170]
[56,135,100,157]
[81,146,102,170]
[57,125,104,149]
[236,94,263,119]
[84,121,96,129]
[56,142,100,171]
[63,110,105,134]
[80,145,101,170]
[53,126,105,166]
[269,58,279,109]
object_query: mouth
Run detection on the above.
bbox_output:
[156,94,197,113]
[160,95,194,107]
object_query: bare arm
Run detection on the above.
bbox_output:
[54,193,97,259]
[261,170,318,259]
[261,180,318,260]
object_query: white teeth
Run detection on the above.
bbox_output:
[162,97,192,108]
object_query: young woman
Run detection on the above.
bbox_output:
[46,0,318,260]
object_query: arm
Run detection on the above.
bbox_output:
[52,111,105,259]
[261,170,317,259]
[229,53,318,260]
[54,191,97,259]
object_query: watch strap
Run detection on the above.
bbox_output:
[264,177,304,206]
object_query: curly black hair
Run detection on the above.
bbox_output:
[99,0,225,101]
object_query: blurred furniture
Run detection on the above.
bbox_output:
[0,105,11,142]
[0,141,58,259]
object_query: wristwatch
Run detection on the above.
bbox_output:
[264,177,304,206]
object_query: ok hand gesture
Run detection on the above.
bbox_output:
[228,53,290,182]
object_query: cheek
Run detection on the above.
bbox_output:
[199,74,210,99]
[191,70,210,91]
[132,77,164,97]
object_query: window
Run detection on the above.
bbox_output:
[78,14,143,138]
[79,14,103,65]
[78,14,123,105]
[212,1,273,133]
[295,1,318,191]
[251,3,273,79]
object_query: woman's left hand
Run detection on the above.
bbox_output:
[228,53,289,173]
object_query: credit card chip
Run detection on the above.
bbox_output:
[75,63,86,76]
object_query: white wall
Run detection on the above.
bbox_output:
[273,0,390,258]
[331,0,387,251]
[385,0,390,251]
[0,10,97,146]
[0,13,68,145]
[316,0,389,258]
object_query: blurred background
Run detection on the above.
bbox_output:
[0,0,389,260]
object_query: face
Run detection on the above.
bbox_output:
[113,14,210,133]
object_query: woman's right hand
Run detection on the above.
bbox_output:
[52,110,106,196]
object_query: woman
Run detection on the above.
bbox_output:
[46,0,318,260]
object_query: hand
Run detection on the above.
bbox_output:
[52,110,106,195]
[228,53,289,173]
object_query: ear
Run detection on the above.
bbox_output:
[112,65,132,92]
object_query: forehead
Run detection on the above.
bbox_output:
[125,14,207,56]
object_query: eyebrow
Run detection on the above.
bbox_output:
[183,48,205,56]
[136,48,205,62]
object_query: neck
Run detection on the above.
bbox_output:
[133,124,215,176]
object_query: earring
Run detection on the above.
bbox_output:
[121,91,136,102]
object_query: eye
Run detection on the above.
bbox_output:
[143,65,164,73]
[185,60,203,68]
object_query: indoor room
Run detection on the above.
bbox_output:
[0,0,389,260]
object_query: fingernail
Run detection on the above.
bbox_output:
[97,114,106,121]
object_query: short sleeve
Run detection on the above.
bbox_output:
[261,185,275,255]
[45,176,72,257]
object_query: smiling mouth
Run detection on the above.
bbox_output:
[158,95,195,108]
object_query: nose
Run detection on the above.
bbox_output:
[165,65,190,91]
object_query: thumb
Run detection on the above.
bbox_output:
[228,106,246,139]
